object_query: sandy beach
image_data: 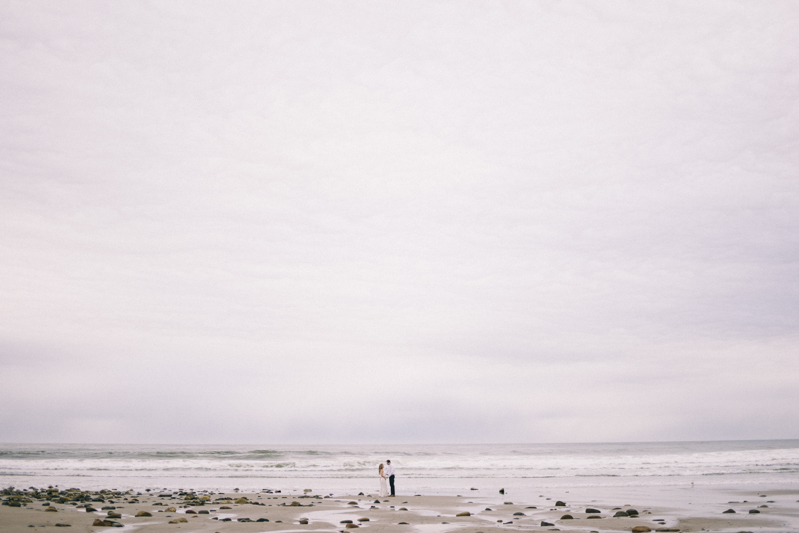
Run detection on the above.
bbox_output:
[2,485,797,533]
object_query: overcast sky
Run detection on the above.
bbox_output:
[1,1,798,445]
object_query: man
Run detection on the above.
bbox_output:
[385,459,395,496]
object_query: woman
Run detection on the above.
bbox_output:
[378,463,388,497]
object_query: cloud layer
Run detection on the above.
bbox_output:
[1,0,798,443]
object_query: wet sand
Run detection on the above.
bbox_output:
[1,485,797,533]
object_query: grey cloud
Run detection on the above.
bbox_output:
[1,1,798,444]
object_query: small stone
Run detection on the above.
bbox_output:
[165,507,177,512]
[300,519,309,524]
[235,498,248,504]
[586,508,601,513]
[627,509,640,516]
[555,501,566,507]
[632,527,652,533]
[345,523,360,528]
[256,518,269,522]
[456,512,471,517]
[185,509,196,514]
[561,514,573,519]
[45,507,57,512]
[588,516,602,519]
[169,517,188,524]
[341,520,353,524]
[749,509,760,514]
[723,509,736,514]
[541,521,554,527]
[136,511,152,517]
[54,525,71,528]
[358,518,370,522]
[614,511,629,517]
[106,512,121,519]
[85,506,97,512]
[513,512,524,516]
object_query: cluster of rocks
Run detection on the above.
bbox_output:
[2,486,135,508]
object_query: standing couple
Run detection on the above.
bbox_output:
[378,460,395,497]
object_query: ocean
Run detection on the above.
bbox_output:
[2,440,798,501]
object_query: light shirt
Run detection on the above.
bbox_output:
[385,463,395,476]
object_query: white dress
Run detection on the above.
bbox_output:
[379,473,388,497]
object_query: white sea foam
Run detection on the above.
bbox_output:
[1,441,798,493]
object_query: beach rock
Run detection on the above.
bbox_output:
[504,501,513,505]
[198,510,209,514]
[627,509,640,516]
[218,506,230,510]
[169,517,188,524]
[541,521,554,527]
[235,497,248,504]
[375,500,381,504]
[749,509,760,514]
[102,506,116,510]
[587,516,601,519]
[238,518,253,522]
[135,511,152,517]
[614,511,629,517]
[399,507,408,511]
[185,509,196,514]
[358,518,370,521]
[346,523,360,528]
[54,524,71,527]
[499,489,504,494]
[655,529,680,532]
[348,501,359,506]
[256,518,269,522]
[723,509,736,514]
[586,508,601,513]
[85,506,97,512]
[632,527,651,533]
[92,519,121,527]
[456,512,471,517]
[300,519,309,524]
[45,507,57,512]
[759,505,768,508]
[555,501,566,507]
[341,520,353,524]
[398,522,409,525]
[106,512,121,519]
[561,514,573,519]
[513,512,524,516]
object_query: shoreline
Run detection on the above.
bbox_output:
[2,483,797,533]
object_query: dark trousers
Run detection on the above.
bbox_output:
[389,475,395,496]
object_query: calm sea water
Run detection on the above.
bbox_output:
[1,440,798,497]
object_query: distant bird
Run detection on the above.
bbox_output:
[499,488,505,495]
